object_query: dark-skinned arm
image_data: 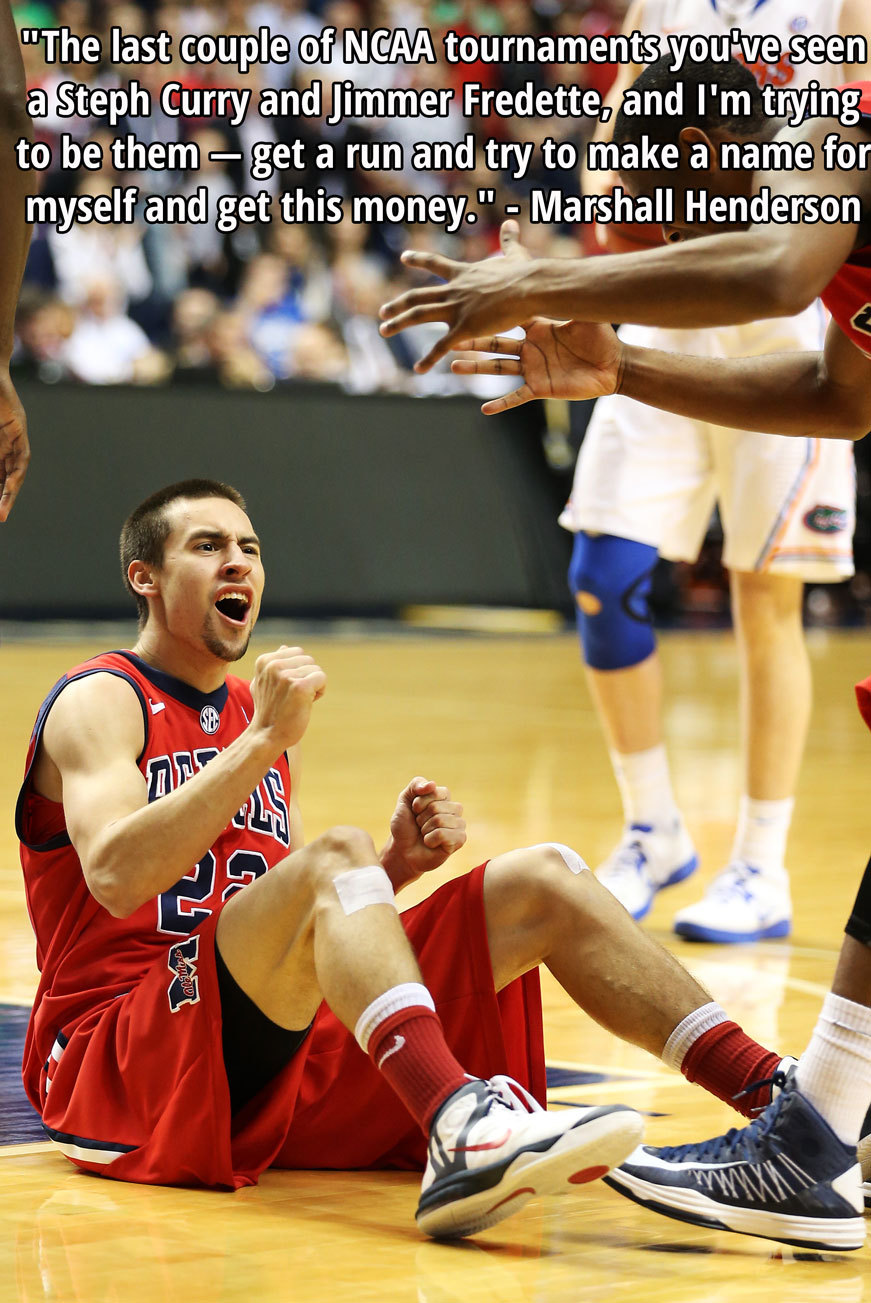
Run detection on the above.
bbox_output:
[0,1,32,520]
[381,119,869,369]
[619,318,871,439]
[453,316,871,440]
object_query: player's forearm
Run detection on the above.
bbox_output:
[87,727,284,917]
[522,236,808,330]
[0,2,32,361]
[618,346,870,439]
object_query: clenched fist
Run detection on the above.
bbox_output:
[250,645,326,752]
[381,776,467,890]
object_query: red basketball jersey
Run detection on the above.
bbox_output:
[820,82,871,358]
[17,651,293,1109]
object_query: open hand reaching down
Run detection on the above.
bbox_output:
[451,318,624,413]
[379,219,537,371]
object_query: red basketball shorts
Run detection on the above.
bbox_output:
[35,865,545,1189]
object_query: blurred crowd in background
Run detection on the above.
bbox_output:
[12,0,627,393]
[10,0,871,623]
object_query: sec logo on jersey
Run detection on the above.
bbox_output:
[200,705,220,734]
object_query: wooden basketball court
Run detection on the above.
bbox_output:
[2,628,870,1300]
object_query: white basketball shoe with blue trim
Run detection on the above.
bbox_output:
[416,1076,644,1239]
[604,1071,864,1250]
[595,820,698,921]
[672,861,791,943]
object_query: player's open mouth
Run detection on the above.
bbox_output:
[214,591,251,626]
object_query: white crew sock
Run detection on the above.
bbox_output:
[731,795,793,874]
[354,983,434,1055]
[796,992,871,1145]
[610,743,680,829]
[661,1001,729,1071]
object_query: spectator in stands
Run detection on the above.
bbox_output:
[204,307,275,389]
[14,288,75,383]
[48,175,152,309]
[239,225,331,377]
[289,320,349,382]
[177,128,236,293]
[13,0,597,402]
[248,0,320,87]
[169,286,221,379]
[332,260,409,393]
[61,276,168,384]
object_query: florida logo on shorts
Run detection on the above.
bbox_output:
[803,505,848,534]
[167,935,200,1011]
[200,704,220,734]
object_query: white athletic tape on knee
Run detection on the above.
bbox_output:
[333,865,396,916]
[527,842,589,875]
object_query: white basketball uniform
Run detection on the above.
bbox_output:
[561,0,857,581]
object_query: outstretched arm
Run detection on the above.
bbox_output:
[380,116,869,371]
[453,316,871,440]
[619,316,871,439]
[0,1,32,520]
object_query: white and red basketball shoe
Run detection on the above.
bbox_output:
[416,1075,643,1239]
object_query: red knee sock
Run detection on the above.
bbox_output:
[368,1007,469,1132]
[681,1021,781,1117]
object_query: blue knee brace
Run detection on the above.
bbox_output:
[568,532,658,670]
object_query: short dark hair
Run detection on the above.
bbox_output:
[614,55,763,154]
[120,479,247,627]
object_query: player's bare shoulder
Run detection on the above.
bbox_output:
[34,671,147,801]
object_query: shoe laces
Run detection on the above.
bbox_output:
[484,1075,543,1115]
[601,834,649,883]
[705,861,761,904]
[657,1088,787,1165]
[732,1066,792,1114]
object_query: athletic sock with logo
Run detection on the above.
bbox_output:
[731,795,793,874]
[355,983,468,1132]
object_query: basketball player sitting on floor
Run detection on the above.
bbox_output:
[18,480,794,1240]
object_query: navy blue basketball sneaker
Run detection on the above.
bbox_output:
[604,1070,865,1251]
